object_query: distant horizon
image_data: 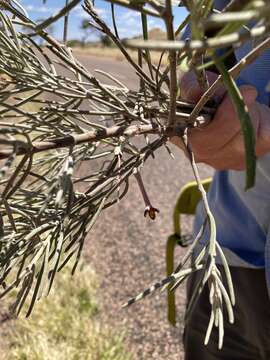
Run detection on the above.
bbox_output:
[19,0,188,41]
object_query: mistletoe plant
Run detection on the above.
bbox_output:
[0,0,269,349]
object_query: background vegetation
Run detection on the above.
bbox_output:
[2,262,131,360]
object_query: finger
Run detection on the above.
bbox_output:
[180,71,224,103]
[188,85,258,158]
[219,84,258,113]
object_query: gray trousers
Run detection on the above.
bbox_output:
[183,266,270,360]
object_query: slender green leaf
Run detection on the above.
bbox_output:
[213,53,257,189]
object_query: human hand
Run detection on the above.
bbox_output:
[171,71,270,170]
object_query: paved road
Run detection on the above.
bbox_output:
[74,52,139,90]
[74,53,213,360]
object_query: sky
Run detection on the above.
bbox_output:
[19,0,188,41]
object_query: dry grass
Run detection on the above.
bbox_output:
[73,45,168,66]
[72,27,167,65]
[2,262,132,360]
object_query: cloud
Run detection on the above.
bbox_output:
[73,4,109,19]
[121,10,140,21]
[24,5,60,13]
[148,18,163,28]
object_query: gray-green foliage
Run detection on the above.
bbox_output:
[0,0,269,349]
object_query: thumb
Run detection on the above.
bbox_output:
[180,72,203,102]
[239,85,258,107]
[180,71,222,103]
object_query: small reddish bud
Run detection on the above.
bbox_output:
[144,206,160,220]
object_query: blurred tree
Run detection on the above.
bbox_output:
[80,19,97,47]
[100,34,113,47]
